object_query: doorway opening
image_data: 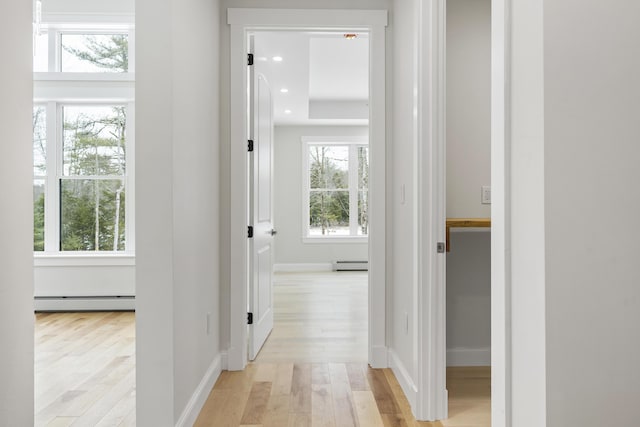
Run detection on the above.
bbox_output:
[444,0,492,425]
[247,30,371,363]
[227,8,387,372]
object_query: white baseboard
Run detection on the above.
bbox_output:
[369,345,388,368]
[34,296,135,311]
[274,263,333,272]
[447,347,491,367]
[389,349,418,413]
[175,354,222,427]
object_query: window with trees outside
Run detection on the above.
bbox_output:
[33,24,134,252]
[303,138,369,240]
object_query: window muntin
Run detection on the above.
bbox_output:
[305,141,369,239]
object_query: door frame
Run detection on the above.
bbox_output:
[226,8,389,371]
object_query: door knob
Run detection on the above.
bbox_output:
[270,229,278,236]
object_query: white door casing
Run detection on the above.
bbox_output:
[227,9,388,372]
[248,70,275,361]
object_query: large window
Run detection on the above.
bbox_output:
[303,138,369,240]
[33,22,134,253]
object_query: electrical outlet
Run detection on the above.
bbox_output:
[481,186,491,204]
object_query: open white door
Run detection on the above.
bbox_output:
[248,57,275,361]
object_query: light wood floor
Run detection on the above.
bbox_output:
[34,272,490,426]
[35,311,136,427]
[196,271,490,426]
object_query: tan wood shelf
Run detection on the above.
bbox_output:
[446,218,491,252]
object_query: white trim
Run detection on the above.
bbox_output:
[389,349,418,411]
[447,347,491,367]
[228,8,388,372]
[302,236,368,244]
[228,9,387,28]
[416,0,447,422]
[175,354,223,427]
[301,136,368,144]
[34,296,135,311]
[491,0,512,426]
[274,263,333,273]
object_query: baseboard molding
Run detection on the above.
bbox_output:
[389,349,418,412]
[34,296,135,311]
[274,263,333,272]
[175,353,222,427]
[370,345,389,368]
[447,347,491,367]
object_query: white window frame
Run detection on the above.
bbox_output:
[33,20,135,256]
[301,136,369,243]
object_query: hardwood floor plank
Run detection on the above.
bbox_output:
[381,413,409,427]
[240,382,273,425]
[262,394,290,427]
[288,413,312,427]
[311,384,335,427]
[352,391,385,427]
[290,363,312,414]
[271,363,294,396]
[328,364,359,427]
[366,368,400,414]
[346,363,369,392]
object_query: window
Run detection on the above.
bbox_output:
[303,137,369,240]
[34,29,131,73]
[33,22,134,253]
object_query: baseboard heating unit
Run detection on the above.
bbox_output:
[34,295,135,311]
[333,260,369,271]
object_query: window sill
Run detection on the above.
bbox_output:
[34,252,135,267]
[302,236,368,244]
[33,72,135,82]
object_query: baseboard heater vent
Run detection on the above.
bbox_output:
[34,295,135,312]
[333,261,368,271]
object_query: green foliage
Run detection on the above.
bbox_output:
[33,192,45,251]
[60,106,126,251]
[63,34,128,72]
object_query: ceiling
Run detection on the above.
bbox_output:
[253,31,369,126]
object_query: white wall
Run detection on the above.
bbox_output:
[218,0,392,356]
[445,0,491,366]
[389,0,418,392]
[544,1,640,425]
[0,0,34,424]
[446,232,490,365]
[274,125,368,266]
[136,0,221,424]
[446,0,491,219]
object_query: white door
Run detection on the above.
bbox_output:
[248,63,275,361]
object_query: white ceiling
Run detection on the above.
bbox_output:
[253,31,369,125]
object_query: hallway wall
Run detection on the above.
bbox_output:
[0,0,34,424]
[136,0,222,423]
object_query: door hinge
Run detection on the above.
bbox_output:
[247,312,254,325]
[248,139,254,152]
[437,242,446,253]
[248,53,254,66]
[248,226,254,238]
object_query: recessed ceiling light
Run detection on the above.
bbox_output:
[280,88,289,93]
[284,109,292,114]
[344,33,358,40]
[272,56,283,62]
